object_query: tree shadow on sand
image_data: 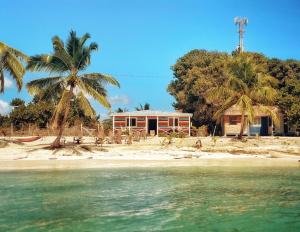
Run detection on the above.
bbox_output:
[27,142,108,156]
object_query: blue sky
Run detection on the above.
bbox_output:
[1,0,300,117]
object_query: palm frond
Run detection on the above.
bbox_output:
[0,41,28,61]
[26,76,64,95]
[206,86,236,104]
[89,42,98,51]
[236,95,254,123]
[77,78,110,108]
[52,36,73,70]
[77,92,96,117]
[257,73,279,87]
[213,97,237,122]
[79,33,91,47]
[250,86,278,105]
[80,77,107,95]
[228,76,248,93]
[257,104,280,127]
[66,30,78,57]
[80,73,120,87]
[2,51,25,91]
[26,55,69,73]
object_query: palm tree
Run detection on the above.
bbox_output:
[207,55,279,139]
[135,103,150,111]
[26,31,120,148]
[0,41,28,92]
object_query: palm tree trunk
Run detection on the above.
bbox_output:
[238,112,245,139]
[51,87,73,148]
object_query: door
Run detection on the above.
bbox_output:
[148,119,157,135]
[260,117,269,136]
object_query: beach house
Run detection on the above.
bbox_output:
[111,110,193,136]
[221,105,284,136]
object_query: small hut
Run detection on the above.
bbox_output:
[221,105,284,136]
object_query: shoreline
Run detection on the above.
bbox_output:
[0,157,299,171]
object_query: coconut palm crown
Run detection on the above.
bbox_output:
[26,31,120,147]
[0,41,28,92]
[207,55,279,139]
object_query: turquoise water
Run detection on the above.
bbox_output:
[0,167,299,232]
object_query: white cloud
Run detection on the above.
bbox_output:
[108,95,130,105]
[0,99,12,115]
[4,77,13,88]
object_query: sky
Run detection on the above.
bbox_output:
[1,0,300,117]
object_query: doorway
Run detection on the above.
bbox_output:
[260,117,269,136]
[148,119,157,135]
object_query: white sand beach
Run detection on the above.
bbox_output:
[0,136,299,170]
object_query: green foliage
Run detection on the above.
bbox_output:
[267,59,300,127]
[0,115,10,128]
[9,101,54,129]
[116,107,128,113]
[10,98,25,107]
[169,49,300,134]
[135,103,150,111]
[168,50,230,131]
[207,54,279,130]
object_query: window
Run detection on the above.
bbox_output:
[169,118,173,126]
[229,116,239,125]
[126,118,137,127]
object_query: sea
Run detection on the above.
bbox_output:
[0,167,299,231]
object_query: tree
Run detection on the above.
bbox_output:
[168,49,229,132]
[26,31,120,148]
[267,59,300,131]
[207,55,279,139]
[0,41,28,92]
[135,103,150,111]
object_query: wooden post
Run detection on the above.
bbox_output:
[10,123,13,137]
[145,116,148,135]
[80,123,83,136]
[129,115,131,133]
[188,116,191,137]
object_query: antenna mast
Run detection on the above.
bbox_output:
[234,17,248,53]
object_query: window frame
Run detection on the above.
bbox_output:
[126,117,137,127]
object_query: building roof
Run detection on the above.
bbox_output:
[223,105,280,116]
[111,110,193,117]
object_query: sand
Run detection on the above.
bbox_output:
[0,136,299,170]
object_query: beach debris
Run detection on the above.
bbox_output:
[184,154,193,159]
[193,139,202,150]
